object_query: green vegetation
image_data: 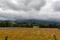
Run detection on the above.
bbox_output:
[0,21,60,28]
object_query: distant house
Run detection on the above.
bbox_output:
[33,26,39,28]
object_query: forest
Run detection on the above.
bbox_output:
[0,21,60,28]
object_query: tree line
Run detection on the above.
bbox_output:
[0,21,60,28]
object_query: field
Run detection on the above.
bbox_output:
[0,28,60,40]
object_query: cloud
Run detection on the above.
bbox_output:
[37,0,60,20]
[53,1,60,11]
[0,0,46,20]
[0,9,40,20]
[0,0,45,11]
[0,0,60,21]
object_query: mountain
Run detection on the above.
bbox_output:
[16,19,43,22]
[0,19,60,23]
[15,19,60,23]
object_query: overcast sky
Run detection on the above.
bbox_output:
[0,0,60,21]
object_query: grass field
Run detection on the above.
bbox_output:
[0,28,60,40]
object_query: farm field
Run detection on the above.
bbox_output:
[0,28,60,40]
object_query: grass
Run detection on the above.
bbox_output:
[0,28,59,40]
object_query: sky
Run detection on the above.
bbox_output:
[0,0,60,21]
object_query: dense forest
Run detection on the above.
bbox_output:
[0,21,60,28]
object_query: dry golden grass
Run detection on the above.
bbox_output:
[0,28,60,40]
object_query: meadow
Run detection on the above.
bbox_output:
[0,28,60,40]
